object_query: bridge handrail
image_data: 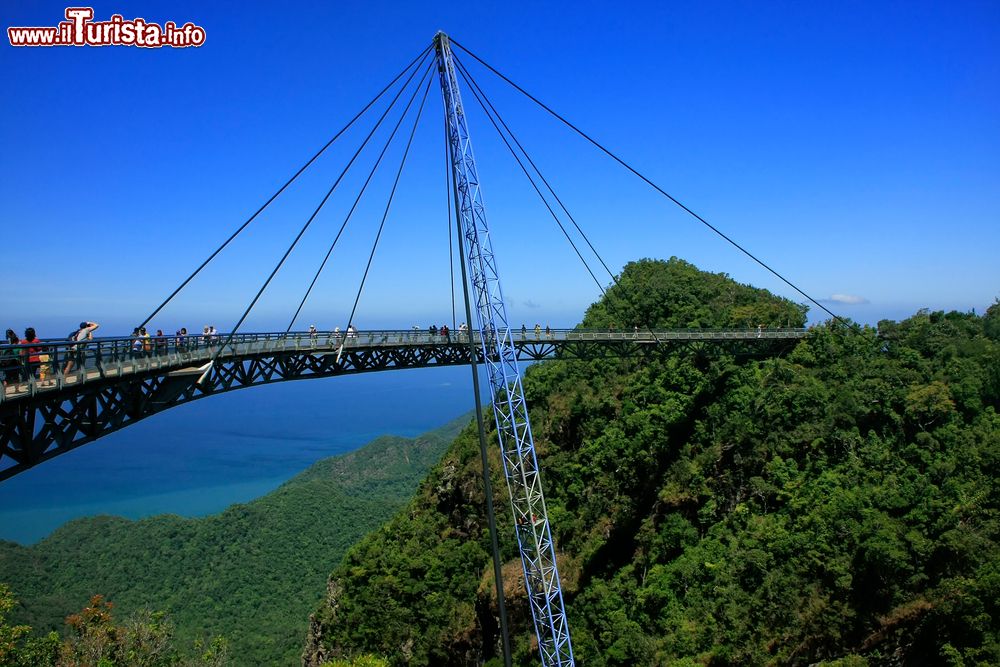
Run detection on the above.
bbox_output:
[0,326,808,349]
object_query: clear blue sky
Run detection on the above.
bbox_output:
[3,0,998,335]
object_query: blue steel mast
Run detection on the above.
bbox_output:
[434,32,575,667]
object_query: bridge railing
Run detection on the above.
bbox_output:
[0,327,806,401]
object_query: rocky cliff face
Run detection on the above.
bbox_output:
[303,579,341,667]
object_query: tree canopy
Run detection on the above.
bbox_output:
[307,259,999,666]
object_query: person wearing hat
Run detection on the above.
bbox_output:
[64,321,100,375]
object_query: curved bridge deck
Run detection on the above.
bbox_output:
[0,328,805,480]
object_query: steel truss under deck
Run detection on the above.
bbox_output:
[0,329,801,482]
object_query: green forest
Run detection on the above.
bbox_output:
[2,257,997,666]
[305,258,1000,666]
[0,415,469,665]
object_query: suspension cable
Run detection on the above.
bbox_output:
[137,44,432,331]
[286,61,436,331]
[458,64,636,326]
[455,55,618,285]
[456,60,663,341]
[208,57,431,367]
[341,74,434,338]
[454,67,603,292]
[450,38,848,327]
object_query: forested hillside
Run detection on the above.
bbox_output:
[0,414,469,665]
[305,258,1000,666]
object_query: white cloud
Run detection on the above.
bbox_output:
[522,299,542,309]
[826,294,870,305]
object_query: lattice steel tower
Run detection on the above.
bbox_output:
[434,32,575,666]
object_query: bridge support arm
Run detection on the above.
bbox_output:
[435,31,575,667]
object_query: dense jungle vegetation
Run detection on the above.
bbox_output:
[0,415,469,665]
[306,258,1000,666]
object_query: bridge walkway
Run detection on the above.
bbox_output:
[1,327,807,404]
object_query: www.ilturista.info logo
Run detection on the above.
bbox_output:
[8,7,206,48]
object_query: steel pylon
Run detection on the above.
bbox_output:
[434,32,575,667]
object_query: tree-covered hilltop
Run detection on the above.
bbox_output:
[305,258,999,666]
[582,257,807,329]
[0,414,470,666]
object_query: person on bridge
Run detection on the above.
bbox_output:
[545,325,551,338]
[534,323,541,339]
[130,328,143,359]
[521,323,527,339]
[154,329,168,355]
[346,324,357,338]
[441,324,449,341]
[64,321,100,375]
[19,328,42,381]
[2,329,21,386]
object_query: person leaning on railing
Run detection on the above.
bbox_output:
[64,321,100,375]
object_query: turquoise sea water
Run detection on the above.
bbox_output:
[0,366,476,544]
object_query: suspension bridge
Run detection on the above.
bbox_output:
[1,33,837,667]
